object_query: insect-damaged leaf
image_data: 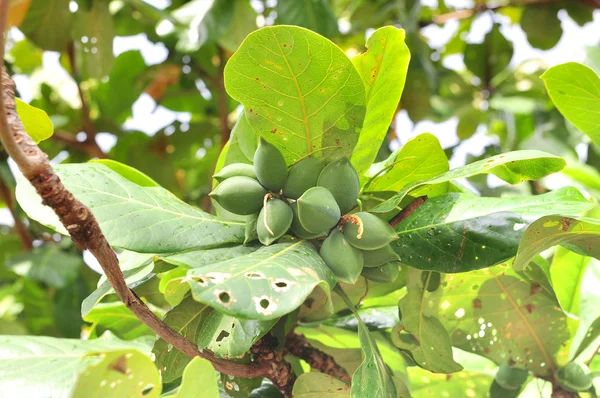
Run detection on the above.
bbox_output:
[186,241,336,320]
[16,164,245,253]
[392,269,463,374]
[154,296,275,382]
[224,25,365,162]
[513,216,600,271]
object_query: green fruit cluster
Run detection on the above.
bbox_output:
[210,137,400,284]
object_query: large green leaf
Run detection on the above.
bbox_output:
[224,26,365,162]
[431,263,572,376]
[372,150,566,213]
[513,216,600,271]
[362,133,448,192]
[7,246,82,289]
[464,24,513,82]
[541,63,600,148]
[549,247,590,319]
[275,0,338,38]
[521,5,562,50]
[16,163,245,253]
[410,368,493,398]
[153,296,275,382]
[71,349,160,398]
[186,241,336,320]
[392,269,463,373]
[335,287,400,397]
[19,0,74,51]
[393,187,593,273]
[292,373,350,397]
[163,357,219,398]
[15,98,54,143]
[350,26,410,175]
[0,335,151,397]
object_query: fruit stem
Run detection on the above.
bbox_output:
[263,193,275,236]
[287,145,343,167]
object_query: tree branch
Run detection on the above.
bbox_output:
[0,5,289,392]
[285,332,351,383]
[0,172,33,250]
[251,334,297,397]
[52,130,107,159]
[389,195,428,228]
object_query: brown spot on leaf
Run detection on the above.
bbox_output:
[560,217,571,231]
[530,283,543,295]
[524,303,535,313]
[472,298,482,309]
[109,355,128,374]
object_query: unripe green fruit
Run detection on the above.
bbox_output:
[361,262,399,283]
[320,229,363,284]
[283,157,325,199]
[556,362,592,392]
[254,137,288,192]
[210,176,267,215]
[290,202,326,239]
[257,198,293,246]
[495,363,528,391]
[317,157,360,214]
[363,244,399,268]
[296,187,341,233]
[213,163,257,182]
[343,212,397,250]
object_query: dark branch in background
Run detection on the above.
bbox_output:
[0,6,295,395]
[52,130,106,159]
[285,332,351,383]
[65,42,106,159]
[389,196,428,228]
[216,47,231,147]
[0,173,33,250]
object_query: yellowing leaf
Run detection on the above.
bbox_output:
[7,0,31,28]
[15,98,54,143]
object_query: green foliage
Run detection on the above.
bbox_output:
[292,373,350,396]
[15,99,53,143]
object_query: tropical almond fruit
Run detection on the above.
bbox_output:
[254,137,288,192]
[317,157,360,214]
[296,186,341,233]
[556,362,592,392]
[209,176,267,215]
[213,163,257,182]
[290,201,327,239]
[343,212,397,250]
[283,157,325,199]
[361,262,399,283]
[363,244,399,268]
[320,228,364,284]
[257,197,293,246]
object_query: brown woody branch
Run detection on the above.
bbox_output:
[285,332,351,383]
[52,130,106,159]
[252,334,297,396]
[389,195,428,228]
[0,172,33,250]
[0,5,293,395]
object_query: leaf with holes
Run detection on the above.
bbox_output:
[392,269,463,373]
[362,133,448,193]
[292,373,350,397]
[72,349,160,398]
[186,241,336,320]
[16,163,245,253]
[0,335,151,397]
[153,296,276,382]
[372,150,566,213]
[350,26,410,176]
[224,25,365,162]
[513,216,600,271]
[431,263,571,376]
[541,62,600,148]
[392,187,593,273]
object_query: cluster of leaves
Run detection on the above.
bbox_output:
[1,0,600,397]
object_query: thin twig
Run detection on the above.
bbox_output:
[0,3,288,388]
[52,130,107,159]
[285,332,350,383]
[0,173,33,250]
[389,195,428,228]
